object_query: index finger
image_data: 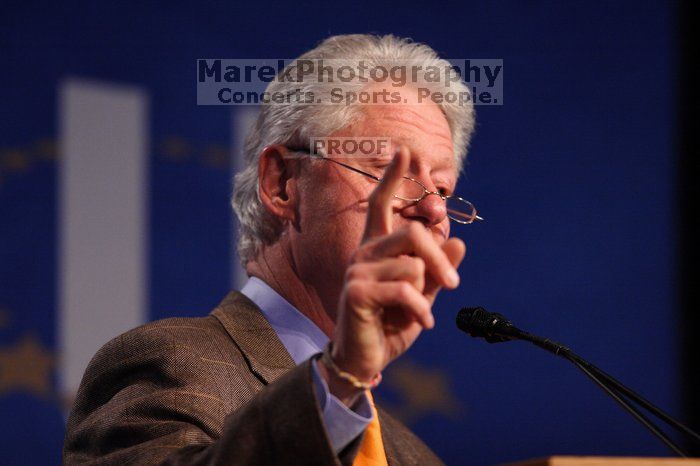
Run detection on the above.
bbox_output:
[362,146,411,241]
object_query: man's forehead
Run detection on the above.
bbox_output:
[348,104,456,171]
[361,103,451,135]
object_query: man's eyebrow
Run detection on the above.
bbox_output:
[434,174,457,188]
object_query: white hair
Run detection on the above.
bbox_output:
[232,34,476,265]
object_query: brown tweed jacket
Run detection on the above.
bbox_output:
[63,291,444,465]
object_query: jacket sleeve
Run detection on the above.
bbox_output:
[62,321,364,466]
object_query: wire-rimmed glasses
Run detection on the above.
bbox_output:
[289,147,483,224]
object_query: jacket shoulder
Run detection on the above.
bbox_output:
[67,312,254,429]
[84,314,237,380]
[100,314,231,355]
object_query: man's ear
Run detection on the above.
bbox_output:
[258,145,299,222]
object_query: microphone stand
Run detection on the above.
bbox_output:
[456,307,700,455]
[567,350,700,444]
[516,329,696,456]
[566,352,686,456]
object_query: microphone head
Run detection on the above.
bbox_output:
[456,307,517,343]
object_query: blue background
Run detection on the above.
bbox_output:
[0,1,679,464]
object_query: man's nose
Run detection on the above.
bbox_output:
[400,192,448,227]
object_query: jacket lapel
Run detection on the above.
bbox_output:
[211,291,296,385]
[377,408,398,466]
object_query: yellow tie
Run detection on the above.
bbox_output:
[353,391,388,466]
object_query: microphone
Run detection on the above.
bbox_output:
[456,306,700,457]
[457,307,569,354]
[455,307,518,343]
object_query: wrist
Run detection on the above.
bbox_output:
[324,342,382,390]
[317,342,382,407]
[317,356,365,408]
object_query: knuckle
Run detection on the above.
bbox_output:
[345,279,365,301]
[344,264,364,282]
[411,256,426,275]
[395,282,414,301]
[396,254,413,266]
[398,255,424,279]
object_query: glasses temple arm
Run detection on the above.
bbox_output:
[298,148,382,182]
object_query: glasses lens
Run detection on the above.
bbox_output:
[394,178,426,202]
[446,197,476,224]
[389,178,479,225]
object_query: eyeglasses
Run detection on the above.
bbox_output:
[289,148,483,224]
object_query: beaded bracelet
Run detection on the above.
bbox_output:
[320,342,382,390]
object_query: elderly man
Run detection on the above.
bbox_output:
[64,34,478,465]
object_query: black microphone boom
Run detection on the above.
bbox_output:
[456,306,700,457]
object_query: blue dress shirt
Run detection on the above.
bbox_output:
[240,277,372,453]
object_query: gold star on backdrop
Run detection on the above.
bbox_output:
[159,136,193,161]
[378,358,464,425]
[0,137,57,189]
[32,137,58,161]
[0,334,54,398]
[0,149,31,173]
[203,144,229,169]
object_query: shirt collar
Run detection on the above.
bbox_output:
[240,276,329,365]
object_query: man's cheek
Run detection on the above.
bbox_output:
[329,219,363,262]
